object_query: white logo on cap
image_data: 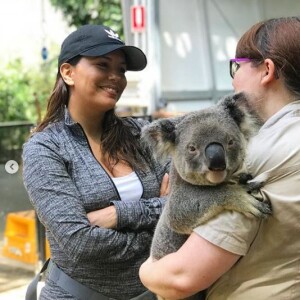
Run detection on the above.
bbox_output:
[104,29,122,42]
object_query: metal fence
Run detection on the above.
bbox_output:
[0,122,35,243]
[0,121,34,164]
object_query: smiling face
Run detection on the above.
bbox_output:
[61,50,127,116]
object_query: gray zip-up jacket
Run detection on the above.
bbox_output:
[22,110,169,300]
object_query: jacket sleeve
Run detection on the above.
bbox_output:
[112,195,167,230]
[22,135,152,264]
[111,159,170,230]
[110,117,171,230]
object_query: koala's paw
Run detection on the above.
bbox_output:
[238,173,264,190]
[239,174,265,201]
[253,199,272,219]
[238,173,253,184]
[247,180,265,192]
[234,189,272,219]
[243,194,272,219]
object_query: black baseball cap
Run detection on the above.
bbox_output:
[58,24,147,71]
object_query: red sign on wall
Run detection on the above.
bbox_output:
[131,5,146,32]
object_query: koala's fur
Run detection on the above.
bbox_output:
[142,92,272,268]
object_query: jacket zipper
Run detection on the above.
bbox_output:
[76,123,122,201]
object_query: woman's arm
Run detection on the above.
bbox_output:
[87,205,117,228]
[139,232,240,299]
[100,117,171,231]
[87,173,170,228]
[111,177,169,230]
[23,136,153,264]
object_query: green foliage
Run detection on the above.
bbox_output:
[0,60,30,122]
[0,0,124,123]
[0,58,56,123]
[50,0,123,36]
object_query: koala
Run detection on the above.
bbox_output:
[141,93,272,299]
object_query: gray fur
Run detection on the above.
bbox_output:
[141,92,272,265]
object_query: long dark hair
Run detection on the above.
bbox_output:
[34,56,148,171]
[236,16,300,98]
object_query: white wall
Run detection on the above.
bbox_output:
[0,0,72,67]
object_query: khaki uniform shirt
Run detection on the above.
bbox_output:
[194,101,300,299]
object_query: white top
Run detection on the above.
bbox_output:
[111,172,143,202]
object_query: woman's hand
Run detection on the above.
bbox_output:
[87,205,117,229]
[160,173,170,197]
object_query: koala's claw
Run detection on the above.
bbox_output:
[250,189,264,202]
[238,173,265,192]
[247,180,265,192]
[256,200,272,218]
[239,173,253,184]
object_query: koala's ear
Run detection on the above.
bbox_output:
[219,92,262,140]
[219,92,246,126]
[141,119,177,160]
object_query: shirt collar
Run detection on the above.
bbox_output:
[262,100,300,130]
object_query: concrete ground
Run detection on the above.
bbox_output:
[0,284,28,300]
[0,242,36,300]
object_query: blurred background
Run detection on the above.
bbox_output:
[1,0,300,298]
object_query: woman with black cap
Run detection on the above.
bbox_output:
[23,24,169,300]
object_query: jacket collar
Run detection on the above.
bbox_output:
[63,106,141,138]
[64,107,86,140]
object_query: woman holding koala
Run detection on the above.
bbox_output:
[139,16,300,299]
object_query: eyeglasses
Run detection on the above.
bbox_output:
[229,58,252,78]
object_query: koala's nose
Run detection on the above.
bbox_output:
[205,143,226,171]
